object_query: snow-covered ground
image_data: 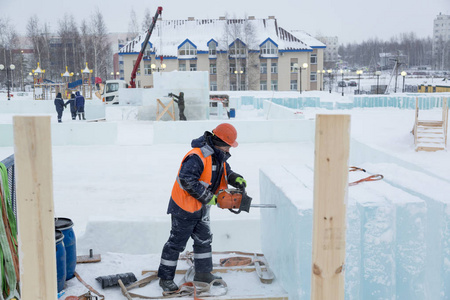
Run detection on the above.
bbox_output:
[0,88,449,299]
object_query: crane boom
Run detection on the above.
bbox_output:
[129,6,163,88]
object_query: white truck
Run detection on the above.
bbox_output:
[99,80,128,104]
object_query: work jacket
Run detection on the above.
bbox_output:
[171,146,229,213]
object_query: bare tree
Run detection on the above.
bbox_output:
[0,17,19,88]
[90,8,112,80]
[128,9,140,39]
[141,8,153,32]
[218,15,258,91]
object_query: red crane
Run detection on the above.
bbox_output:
[129,6,163,88]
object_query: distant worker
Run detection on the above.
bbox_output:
[54,92,65,123]
[75,91,86,120]
[157,123,247,292]
[65,93,77,120]
[168,92,187,121]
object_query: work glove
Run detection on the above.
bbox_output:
[207,194,217,205]
[234,177,247,189]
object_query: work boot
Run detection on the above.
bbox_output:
[159,279,178,292]
[193,272,222,286]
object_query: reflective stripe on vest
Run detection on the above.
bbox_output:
[171,147,228,213]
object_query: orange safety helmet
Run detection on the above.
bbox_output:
[212,123,238,147]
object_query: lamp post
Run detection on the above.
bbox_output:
[340,69,344,96]
[327,69,332,93]
[0,64,16,100]
[234,69,243,91]
[356,70,363,94]
[401,71,407,93]
[297,62,308,94]
[375,71,381,95]
[321,70,325,91]
[20,50,24,91]
[116,71,120,80]
[151,62,166,73]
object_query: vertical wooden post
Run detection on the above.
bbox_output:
[13,116,57,300]
[311,114,350,300]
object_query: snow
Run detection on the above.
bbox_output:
[0,84,449,299]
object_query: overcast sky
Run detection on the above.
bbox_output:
[2,0,449,44]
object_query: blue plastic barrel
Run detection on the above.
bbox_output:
[55,230,66,292]
[229,108,236,118]
[55,218,76,280]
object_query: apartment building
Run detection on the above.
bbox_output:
[432,12,450,70]
[315,36,339,69]
[118,16,325,91]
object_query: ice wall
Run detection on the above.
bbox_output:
[115,71,209,120]
[0,122,117,147]
[153,119,314,145]
[260,162,439,300]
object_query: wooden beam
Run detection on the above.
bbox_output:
[311,114,350,300]
[13,116,57,300]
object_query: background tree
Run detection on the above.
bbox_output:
[90,8,112,80]
[128,9,140,40]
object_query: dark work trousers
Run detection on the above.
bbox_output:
[57,110,63,122]
[158,207,212,280]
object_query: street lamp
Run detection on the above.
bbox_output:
[234,69,243,91]
[0,64,16,100]
[356,70,363,95]
[401,71,407,93]
[151,63,166,73]
[375,71,381,95]
[327,69,332,93]
[340,69,344,96]
[297,62,308,94]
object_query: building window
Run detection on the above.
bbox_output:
[210,81,217,91]
[310,54,317,65]
[144,63,152,75]
[261,41,278,56]
[271,80,278,91]
[290,62,298,73]
[144,47,152,59]
[290,80,297,91]
[179,42,197,56]
[229,40,246,56]
[190,63,197,71]
[310,72,317,82]
[209,43,217,56]
[271,62,278,74]
[230,83,237,91]
[210,63,217,74]
[230,64,236,74]
[179,62,186,71]
[260,62,267,74]
[260,80,267,90]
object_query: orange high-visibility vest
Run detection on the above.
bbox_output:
[171,148,228,213]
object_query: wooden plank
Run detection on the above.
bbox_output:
[311,114,350,300]
[13,116,57,300]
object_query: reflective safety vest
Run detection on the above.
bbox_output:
[171,148,228,213]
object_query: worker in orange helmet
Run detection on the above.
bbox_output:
[158,123,246,292]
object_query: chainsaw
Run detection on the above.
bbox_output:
[216,188,276,214]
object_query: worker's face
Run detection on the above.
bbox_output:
[216,145,231,153]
